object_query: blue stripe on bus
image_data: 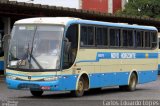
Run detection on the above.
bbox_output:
[6,70,158,91]
[0,61,4,71]
[76,52,158,63]
[68,20,157,31]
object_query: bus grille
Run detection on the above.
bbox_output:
[18,83,41,90]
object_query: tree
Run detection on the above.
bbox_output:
[116,0,160,19]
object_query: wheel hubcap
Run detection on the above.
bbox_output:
[130,75,136,88]
[77,81,83,94]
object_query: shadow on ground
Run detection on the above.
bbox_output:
[17,87,149,99]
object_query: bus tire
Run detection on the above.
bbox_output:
[71,77,85,97]
[30,90,43,97]
[119,72,137,91]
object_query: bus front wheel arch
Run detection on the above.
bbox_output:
[71,73,89,97]
[119,72,138,91]
[80,74,89,90]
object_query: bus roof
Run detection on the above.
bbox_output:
[15,17,79,25]
[15,17,157,31]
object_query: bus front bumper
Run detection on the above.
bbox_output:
[6,78,60,91]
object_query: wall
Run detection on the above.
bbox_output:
[113,0,122,13]
[15,0,126,14]
[82,0,108,13]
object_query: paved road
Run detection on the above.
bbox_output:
[0,76,160,106]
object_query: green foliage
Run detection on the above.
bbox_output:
[116,0,160,19]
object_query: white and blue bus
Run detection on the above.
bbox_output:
[6,17,158,97]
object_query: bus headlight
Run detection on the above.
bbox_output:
[44,76,59,81]
[7,75,17,80]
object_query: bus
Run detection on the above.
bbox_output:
[6,17,158,97]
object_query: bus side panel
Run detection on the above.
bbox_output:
[101,72,129,87]
[89,72,129,88]
[58,75,78,91]
[89,73,102,88]
[138,70,158,84]
[100,73,116,87]
[114,72,129,86]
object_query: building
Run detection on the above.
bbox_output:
[82,0,128,14]
[10,0,128,14]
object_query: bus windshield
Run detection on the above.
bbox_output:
[8,25,64,70]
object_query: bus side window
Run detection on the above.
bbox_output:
[122,29,133,47]
[80,25,95,46]
[151,31,157,49]
[136,31,144,48]
[109,28,120,47]
[122,30,128,47]
[145,32,151,48]
[63,24,78,69]
[96,27,108,46]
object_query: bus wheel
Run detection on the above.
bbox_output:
[119,73,137,91]
[30,90,43,97]
[71,77,85,97]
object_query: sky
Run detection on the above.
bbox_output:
[15,0,80,9]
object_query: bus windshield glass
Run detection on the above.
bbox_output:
[8,25,64,70]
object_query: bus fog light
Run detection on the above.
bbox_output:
[44,76,59,81]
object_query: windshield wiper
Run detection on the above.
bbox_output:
[17,43,43,69]
[29,27,43,70]
[28,49,43,69]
